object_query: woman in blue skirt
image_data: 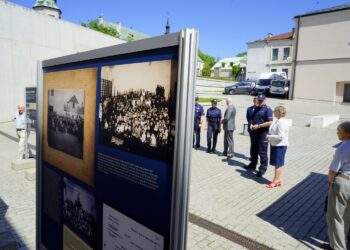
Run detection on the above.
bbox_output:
[266,106,289,188]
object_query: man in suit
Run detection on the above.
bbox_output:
[222,98,236,159]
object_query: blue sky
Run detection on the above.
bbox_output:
[10,0,350,58]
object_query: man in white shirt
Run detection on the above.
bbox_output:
[15,104,33,159]
[327,121,350,250]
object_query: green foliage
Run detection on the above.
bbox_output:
[127,34,134,42]
[198,97,222,103]
[81,19,120,38]
[232,65,241,80]
[198,49,216,77]
[236,51,247,57]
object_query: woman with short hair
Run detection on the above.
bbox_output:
[266,105,289,188]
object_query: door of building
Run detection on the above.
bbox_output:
[344,84,350,103]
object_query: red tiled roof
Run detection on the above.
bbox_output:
[253,32,294,43]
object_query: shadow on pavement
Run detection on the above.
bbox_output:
[235,169,270,185]
[257,172,328,249]
[0,197,28,249]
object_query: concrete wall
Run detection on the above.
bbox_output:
[0,0,125,122]
[297,10,350,61]
[294,9,350,102]
[294,59,350,102]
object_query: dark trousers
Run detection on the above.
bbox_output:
[207,123,219,151]
[250,131,268,173]
[193,123,201,147]
[223,130,234,155]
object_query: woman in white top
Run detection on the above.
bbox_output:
[266,105,289,188]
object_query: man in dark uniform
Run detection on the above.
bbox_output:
[206,99,222,153]
[193,96,205,149]
[246,97,258,161]
[245,95,273,177]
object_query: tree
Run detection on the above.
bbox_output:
[81,19,120,38]
[232,65,241,80]
[236,52,247,57]
[198,49,216,77]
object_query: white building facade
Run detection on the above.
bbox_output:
[246,32,294,80]
[0,0,125,122]
[291,4,350,103]
[210,56,247,79]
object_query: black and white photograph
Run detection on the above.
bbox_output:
[99,60,177,163]
[48,89,84,159]
[63,178,96,246]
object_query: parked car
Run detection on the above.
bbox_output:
[270,80,290,98]
[223,81,255,95]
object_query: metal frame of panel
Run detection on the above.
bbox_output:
[37,29,198,250]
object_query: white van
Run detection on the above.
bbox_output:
[270,80,290,98]
[251,72,287,95]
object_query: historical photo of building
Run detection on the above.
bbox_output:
[63,178,96,246]
[47,89,84,159]
[99,59,177,163]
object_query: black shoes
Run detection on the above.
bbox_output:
[244,164,256,170]
[256,171,264,177]
[227,154,233,159]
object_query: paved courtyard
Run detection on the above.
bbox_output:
[0,91,350,249]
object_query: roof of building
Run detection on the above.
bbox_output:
[295,3,350,18]
[67,95,79,104]
[98,17,150,41]
[250,32,294,43]
[211,56,247,70]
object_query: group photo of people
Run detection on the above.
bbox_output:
[99,86,175,163]
[63,178,96,244]
[47,89,85,159]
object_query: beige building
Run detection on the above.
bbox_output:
[291,4,350,103]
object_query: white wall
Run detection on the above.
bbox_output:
[0,0,125,122]
[246,42,267,80]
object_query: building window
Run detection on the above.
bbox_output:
[272,48,278,61]
[230,62,234,67]
[222,62,226,67]
[283,48,290,60]
[271,69,277,72]
[282,68,289,78]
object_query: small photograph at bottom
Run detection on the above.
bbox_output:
[63,178,96,246]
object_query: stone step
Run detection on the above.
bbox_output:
[11,159,36,171]
[25,168,36,181]
[310,114,340,128]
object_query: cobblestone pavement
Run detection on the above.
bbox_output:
[188,94,350,249]
[0,123,36,250]
[0,94,349,249]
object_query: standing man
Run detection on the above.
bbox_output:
[193,96,205,149]
[206,99,221,153]
[15,104,33,159]
[326,121,350,250]
[222,98,236,159]
[246,97,258,160]
[244,95,273,177]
